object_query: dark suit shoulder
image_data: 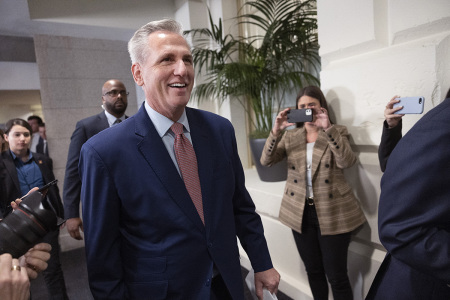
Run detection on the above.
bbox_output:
[77,112,106,125]
[32,152,53,164]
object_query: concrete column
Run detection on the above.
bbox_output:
[34,34,138,250]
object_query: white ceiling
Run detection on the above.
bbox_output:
[27,0,177,30]
[0,0,198,117]
[0,0,206,41]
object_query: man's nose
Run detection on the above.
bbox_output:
[174,60,187,76]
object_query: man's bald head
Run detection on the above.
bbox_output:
[101,79,128,118]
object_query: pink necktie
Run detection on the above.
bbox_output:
[171,123,204,224]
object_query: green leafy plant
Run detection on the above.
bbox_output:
[185,0,320,138]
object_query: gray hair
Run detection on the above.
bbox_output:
[128,19,183,65]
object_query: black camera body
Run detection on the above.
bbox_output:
[0,181,63,258]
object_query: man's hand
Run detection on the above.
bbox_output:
[254,268,280,300]
[0,254,30,300]
[19,243,51,280]
[66,217,84,240]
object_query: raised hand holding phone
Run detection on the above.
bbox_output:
[393,96,425,114]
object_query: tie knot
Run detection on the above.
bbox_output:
[113,118,122,125]
[171,122,184,135]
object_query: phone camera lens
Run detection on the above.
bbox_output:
[419,98,422,104]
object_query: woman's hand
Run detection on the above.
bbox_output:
[10,187,39,211]
[272,108,295,136]
[385,95,404,128]
[312,107,332,130]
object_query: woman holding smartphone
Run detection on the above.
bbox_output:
[260,86,366,300]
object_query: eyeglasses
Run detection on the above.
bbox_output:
[103,90,129,97]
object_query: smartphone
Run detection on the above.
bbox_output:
[287,109,313,123]
[393,97,425,114]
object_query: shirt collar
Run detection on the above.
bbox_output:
[10,150,33,163]
[104,110,125,127]
[144,101,190,137]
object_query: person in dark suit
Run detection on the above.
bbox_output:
[378,95,405,172]
[27,115,47,156]
[79,19,280,300]
[36,123,49,157]
[63,79,128,240]
[0,118,68,300]
[366,89,450,299]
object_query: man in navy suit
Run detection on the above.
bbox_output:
[63,79,128,240]
[79,19,280,299]
[367,89,450,299]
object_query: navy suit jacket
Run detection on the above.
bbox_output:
[368,98,450,299]
[63,112,110,218]
[0,150,64,219]
[79,105,273,300]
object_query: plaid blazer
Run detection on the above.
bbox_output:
[261,125,366,235]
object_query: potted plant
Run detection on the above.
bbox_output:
[185,0,320,181]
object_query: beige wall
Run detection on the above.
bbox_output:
[241,1,450,299]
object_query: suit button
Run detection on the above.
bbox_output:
[336,146,340,149]
[328,134,332,138]
[325,179,329,183]
[331,138,335,141]
[325,164,330,168]
[208,242,213,248]
[272,139,276,143]
[333,142,337,145]
[329,194,333,198]
[291,192,294,196]
[294,179,298,183]
[291,166,295,170]
[206,278,211,287]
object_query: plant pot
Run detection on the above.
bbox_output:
[249,138,287,182]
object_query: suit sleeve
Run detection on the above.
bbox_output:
[323,125,356,169]
[378,109,450,283]
[79,142,126,299]
[63,121,88,219]
[229,127,273,272]
[378,120,402,172]
[260,131,286,167]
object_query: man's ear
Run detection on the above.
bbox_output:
[131,63,144,86]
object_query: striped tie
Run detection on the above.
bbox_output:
[171,122,204,224]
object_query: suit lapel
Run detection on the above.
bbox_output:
[135,106,205,232]
[97,112,110,131]
[2,152,21,194]
[33,154,48,183]
[311,130,328,177]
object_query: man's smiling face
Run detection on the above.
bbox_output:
[132,31,194,121]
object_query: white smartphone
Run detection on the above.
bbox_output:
[393,97,425,114]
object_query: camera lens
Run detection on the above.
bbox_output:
[419,98,422,104]
[0,190,59,258]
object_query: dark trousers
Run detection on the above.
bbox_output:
[292,202,353,300]
[210,274,232,300]
[40,229,69,300]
